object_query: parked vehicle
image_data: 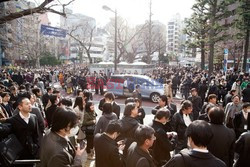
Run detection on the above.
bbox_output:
[106,75,164,103]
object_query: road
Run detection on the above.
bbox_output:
[55,83,184,167]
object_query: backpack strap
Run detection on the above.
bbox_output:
[179,151,193,167]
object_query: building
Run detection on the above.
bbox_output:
[60,9,107,63]
[134,20,167,62]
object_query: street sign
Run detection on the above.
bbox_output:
[40,24,67,38]
[224,48,228,73]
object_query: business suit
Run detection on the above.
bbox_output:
[208,123,235,167]
[40,130,82,167]
[163,150,226,167]
[112,102,120,119]
[126,142,156,167]
[151,120,177,166]
[6,113,40,159]
[235,132,250,167]
[98,98,120,119]
[171,111,193,153]
[94,133,123,167]
[233,111,250,139]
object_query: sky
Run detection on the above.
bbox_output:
[42,0,196,27]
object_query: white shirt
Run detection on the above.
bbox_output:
[193,148,209,153]
[183,114,192,127]
[19,112,30,124]
[243,111,248,120]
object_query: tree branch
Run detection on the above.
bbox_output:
[0,0,75,24]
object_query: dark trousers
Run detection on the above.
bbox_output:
[86,134,94,153]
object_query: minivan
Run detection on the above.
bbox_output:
[106,75,164,103]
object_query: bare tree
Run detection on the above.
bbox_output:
[105,16,146,63]
[68,22,96,64]
[0,0,75,24]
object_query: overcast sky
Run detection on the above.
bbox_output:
[44,0,196,27]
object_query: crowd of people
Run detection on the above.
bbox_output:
[0,65,249,167]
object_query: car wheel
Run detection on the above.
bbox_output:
[150,93,160,103]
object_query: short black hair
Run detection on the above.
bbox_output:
[186,120,213,147]
[49,94,58,104]
[51,107,78,132]
[208,107,224,124]
[105,120,122,134]
[104,92,115,101]
[232,95,240,100]
[32,88,41,96]
[155,109,170,120]
[59,98,73,107]
[208,94,217,101]
[181,100,193,110]
[242,102,250,109]
[190,88,197,92]
[102,103,113,114]
[16,97,29,106]
[124,102,136,117]
[46,87,52,92]
[83,90,93,102]
[160,95,168,106]
[135,125,155,146]
[125,97,135,105]
[0,92,10,98]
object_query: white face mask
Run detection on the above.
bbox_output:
[68,126,79,137]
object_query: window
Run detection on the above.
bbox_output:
[109,77,125,83]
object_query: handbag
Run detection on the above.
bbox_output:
[81,124,96,134]
[0,134,24,166]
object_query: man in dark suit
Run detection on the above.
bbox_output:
[233,102,250,139]
[151,109,177,166]
[94,120,124,167]
[188,88,202,120]
[126,125,156,167]
[164,120,226,167]
[207,107,235,167]
[234,131,250,167]
[98,92,120,119]
[6,97,40,159]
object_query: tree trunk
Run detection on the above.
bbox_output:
[208,0,217,79]
[201,41,205,70]
[87,52,92,64]
[36,57,40,68]
[243,29,249,72]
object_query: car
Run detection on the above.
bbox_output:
[106,75,164,103]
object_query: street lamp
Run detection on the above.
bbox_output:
[102,5,117,73]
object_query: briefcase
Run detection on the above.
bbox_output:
[0,134,24,166]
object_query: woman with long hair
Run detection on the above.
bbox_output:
[82,101,97,160]
[73,96,86,142]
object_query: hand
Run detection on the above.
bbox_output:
[75,144,85,156]
[118,144,125,151]
[117,140,125,146]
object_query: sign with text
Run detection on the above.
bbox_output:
[40,24,67,38]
